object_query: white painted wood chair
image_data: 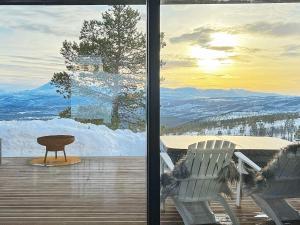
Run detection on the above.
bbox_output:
[235,145,300,225]
[160,140,239,225]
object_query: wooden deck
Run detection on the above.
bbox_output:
[0,157,299,225]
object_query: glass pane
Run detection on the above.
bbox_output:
[160,2,300,225]
[0,5,147,224]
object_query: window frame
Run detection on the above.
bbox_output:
[1,1,299,224]
[0,1,161,224]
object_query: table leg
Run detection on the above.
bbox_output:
[55,151,57,159]
[44,150,48,164]
[63,150,67,162]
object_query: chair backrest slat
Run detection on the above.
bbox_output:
[178,140,236,201]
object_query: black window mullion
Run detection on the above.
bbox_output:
[147,0,161,224]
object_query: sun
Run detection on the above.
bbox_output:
[209,32,238,47]
[190,45,232,73]
[190,33,238,73]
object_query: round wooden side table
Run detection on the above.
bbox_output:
[37,135,75,164]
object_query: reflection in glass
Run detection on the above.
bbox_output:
[0,5,147,224]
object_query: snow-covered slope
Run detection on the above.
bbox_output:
[160,87,279,99]
[20,82,60,96]
[0,119,146,157]
[0,83,69,121]
[161,88,300,127]
[1,84,300,126]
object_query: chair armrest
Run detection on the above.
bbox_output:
[160,152,174,171]
[234,152,261,172]
[160,140,167,153]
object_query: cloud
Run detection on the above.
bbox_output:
[206,46,235,52]
[10,23,64,36]
[239,47,262,53]
[213,74,237,79]
[0,6,106,38]
[241,22,300,37]
[281,44,300,57]
[0,54,64,67]
[228,55,251,63]
[164,57,197,69]
[169,27,216,45]
[170,21,300,46]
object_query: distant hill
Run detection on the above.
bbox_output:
[0,83,69,121]
[1,84,300,124]
[160,87,279,99]
[20,82,60,96]
[160,87,300,127]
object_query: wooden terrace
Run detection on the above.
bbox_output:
[0,157,299,225]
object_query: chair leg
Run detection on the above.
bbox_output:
[217,194,239,225]
[55,151,57,159]
[160,199,166,212]
[44,150,48,164]
[63,150,67,162]
[252,194,299,225]
[173,198,217,225]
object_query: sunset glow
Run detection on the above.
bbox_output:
[209,32,238,47]
[161,3,300,95]
[0,4,300,95]
[190,44,234,73]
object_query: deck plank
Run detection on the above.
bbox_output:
[0,157,299,224]
[0,157,148,225]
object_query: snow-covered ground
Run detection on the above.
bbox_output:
[183,118,300,141]
[0,119,146,157]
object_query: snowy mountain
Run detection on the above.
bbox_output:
[20,82,60,96]
[1,84,300,125]
[0,83,69,121]
[160,87,279,99]
[160,88,300,127]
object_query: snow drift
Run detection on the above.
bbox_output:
[0,118,146,157]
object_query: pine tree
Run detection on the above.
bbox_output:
[250,123,258,136]
[52,6,145,129]
[258,121,267,136]
[52,5,165,130]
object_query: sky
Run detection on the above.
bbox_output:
[0,4,300,95]
[160,3,300,95]
[0,5,145,92]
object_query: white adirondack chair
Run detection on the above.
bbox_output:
[235,145,300,225]
[161,140,239,225]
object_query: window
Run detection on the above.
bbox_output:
[160,1,300,225]
[0,3,149,224]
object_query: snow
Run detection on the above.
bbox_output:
[160,135,292,151]
[0,119,146,157]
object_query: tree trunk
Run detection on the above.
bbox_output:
[111,95,121,129]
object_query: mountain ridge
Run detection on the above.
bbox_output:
[160,87,285,98]
[1,83,300,123]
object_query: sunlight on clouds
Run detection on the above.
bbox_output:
[209,32,238,47]
[160,4,300,95]
[196,59,221,73]
[190,45,234,73]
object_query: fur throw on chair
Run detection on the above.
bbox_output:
[243,143,300,193]
[160,156,190,202]
[160,155,239,202]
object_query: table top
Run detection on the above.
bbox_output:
[37,135,75,147]
[160,135,292,151]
